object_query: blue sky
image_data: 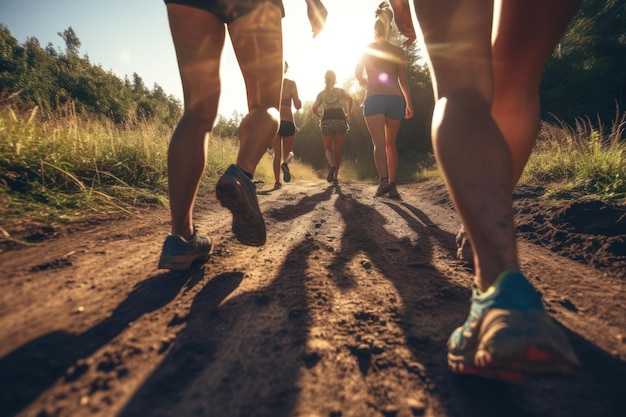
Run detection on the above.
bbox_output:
[1,0,396,117]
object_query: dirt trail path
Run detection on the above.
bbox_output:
[1,180,625,417]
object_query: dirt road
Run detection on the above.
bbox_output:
[1,180,625,417]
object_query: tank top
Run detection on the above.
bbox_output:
[321,89,345,111]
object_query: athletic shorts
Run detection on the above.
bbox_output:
[278,120,297,137]
[320,108,349,136]
[164,0,285,23]
[362,94,405,119]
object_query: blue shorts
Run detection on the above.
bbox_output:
[164,0,284,23]
[362,95,405,119]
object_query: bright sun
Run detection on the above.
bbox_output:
[285,8,374,103]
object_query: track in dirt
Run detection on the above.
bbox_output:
[0,180,625,417]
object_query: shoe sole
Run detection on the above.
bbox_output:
[448,309,579,383]
[216,172,266,246]
[158,251,211,271]
[157,236,213,271]
[281,164,291,182]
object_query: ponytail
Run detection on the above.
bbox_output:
[374,1,393,42]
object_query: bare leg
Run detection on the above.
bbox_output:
[365,113,389,180]
[282,134,295,162]
[384,118,401,183]
[492,0,581,185]
[413,0,580,380]
[322,135,334,167]
[414,0,516,290]
[332,134,344,179]
[272,135,282,184]
[228,2,283,175]
[166,4,225,239]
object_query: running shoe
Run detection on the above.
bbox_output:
[448,270,580,383]
[456,226,474,265]
[281,162,291,183]
[388,183,400,199]
[333,178,339,186]
[375,179,392,197]
[326,166,335,183]
[157,228,212,270]
[216,164,266,246]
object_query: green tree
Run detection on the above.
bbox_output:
[58,27,81,56]
[542,0,626,126]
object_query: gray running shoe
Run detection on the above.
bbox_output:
[157,228,212,270]
[216,164,266,246]
[281,162,291,182]
[388,183,400,199]
[375,179,392,197]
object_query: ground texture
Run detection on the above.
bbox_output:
[1,179,625,417]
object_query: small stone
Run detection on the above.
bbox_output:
[407,398,426,416]
[381,405,399,417]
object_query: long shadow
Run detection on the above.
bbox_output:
[0,268,205,417]
[382,200,458,261]
[333,188,626,417]
[121,237,319,417]
[264,185,334,222]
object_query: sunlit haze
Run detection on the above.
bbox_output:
[1,0,402,118]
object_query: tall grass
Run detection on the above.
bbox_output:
[2,104,624,228]
[1,105,174,220]
[523,115,626,201]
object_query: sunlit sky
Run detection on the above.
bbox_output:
[1,0,403,117]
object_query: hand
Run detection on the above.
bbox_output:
[405,105,414,120]
[306,0,328,38]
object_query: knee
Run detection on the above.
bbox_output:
[182,101,219,131]
[434,89,491,127]
[243,106,280,128]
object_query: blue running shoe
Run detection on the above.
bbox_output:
[216,164,266,246]
[157,228,212,270]
[448,270,580,383]
[281,162,291,183]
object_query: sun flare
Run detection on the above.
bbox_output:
[285,10,374,102]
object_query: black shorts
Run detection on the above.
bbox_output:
[278,120,297,137]
[164,0,285,23]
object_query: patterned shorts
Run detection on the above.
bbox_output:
[320,108,349,136]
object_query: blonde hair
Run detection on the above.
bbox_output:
[324,70,336,92]
[374,1,393,42]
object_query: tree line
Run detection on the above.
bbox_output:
[0,25,182,125]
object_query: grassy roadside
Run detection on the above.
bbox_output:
[1,106,625,240]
